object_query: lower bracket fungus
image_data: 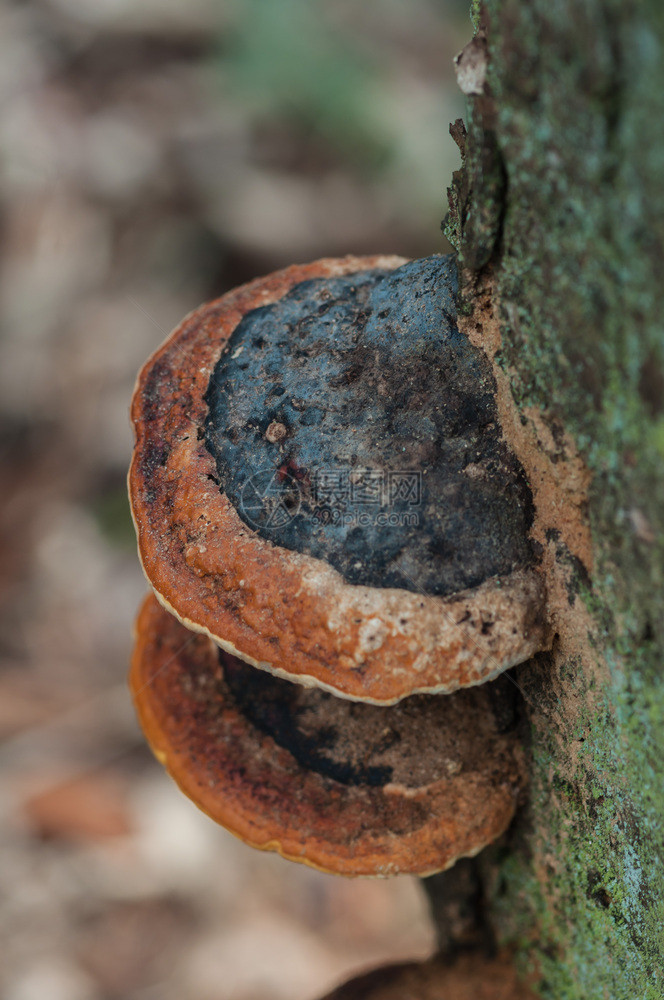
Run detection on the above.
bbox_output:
[130,595,526,877]
[129,254,550,704]
[316,952,537,999]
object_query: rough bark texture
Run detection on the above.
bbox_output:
[443,2,664,997]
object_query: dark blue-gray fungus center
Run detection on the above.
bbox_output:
[204,255,534,597]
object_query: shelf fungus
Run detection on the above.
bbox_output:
[316,952,538,999]
[130,595,526,877]
[129,254,549,704]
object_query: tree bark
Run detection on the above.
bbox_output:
[438,1,664,997]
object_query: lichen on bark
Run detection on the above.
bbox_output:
[446,1,664,997]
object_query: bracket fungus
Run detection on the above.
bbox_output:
[316,953,537,1000]
[131,595,526,877]
[129,254,549,704]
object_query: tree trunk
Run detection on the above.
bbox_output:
[435,1,664,996]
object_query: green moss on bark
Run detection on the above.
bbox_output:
[453,1,664,996]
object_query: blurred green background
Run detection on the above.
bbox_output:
[0,1,468,997]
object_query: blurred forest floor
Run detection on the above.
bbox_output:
[0,1,466,997]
